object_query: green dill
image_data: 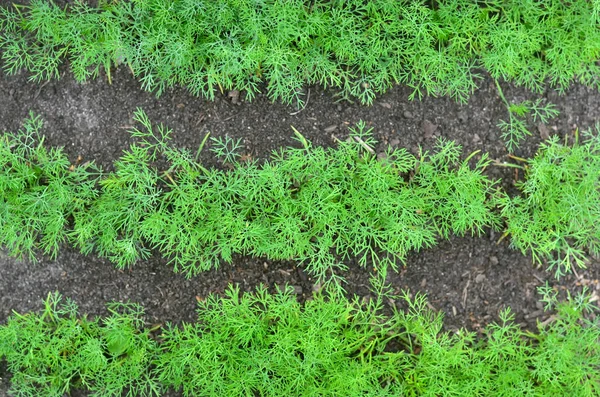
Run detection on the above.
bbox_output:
[1,0,598,105]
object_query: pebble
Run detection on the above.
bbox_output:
[538,123,550,140]
[489,256,499,266]
[227,90,240,104]
[525,309,544,319]
[422,119,437,138]
[402,110,414,119]
[475,274,486,283]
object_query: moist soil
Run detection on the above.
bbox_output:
[1,59,600,394]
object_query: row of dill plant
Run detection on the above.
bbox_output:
[0,281,598,396]
[1,109,599,283]
[0,0,599,106]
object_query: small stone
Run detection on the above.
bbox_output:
[538,123,550,140]
[390,138,400,147]
[312,282,323,293]
[379,102,392,109]
[337,104,343,112]
[296,268,308,282]
[227,90,240,104]
[402,110,414,119]
[458,112,468,123]
[420,278,427,288]
[475,274,486,283]
[490,256,499,266]
[293,285,303,294]
[422,119,437,138]
[472,133,481,143]
[525,309,544,319]
[324,124,338,133]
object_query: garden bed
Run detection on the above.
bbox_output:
[1,0,599,395]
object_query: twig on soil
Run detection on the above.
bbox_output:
[571,266,581,279]
[496,231,509,245]
[538,315,557,327]
[532,274,546,284]
[493,159,525,169]
[462,278,470,309]
[32,80,50,100]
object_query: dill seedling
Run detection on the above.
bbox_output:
[0,112,99,261]
[495,80,560,152]
[0,292,160,397]
[499,126,600,277]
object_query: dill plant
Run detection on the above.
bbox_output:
[495,80,560,152]
[3,110,600,282]
[0,108,494,284]
[499,126,600,278]
[2,110,500,282]
[122,112,500,284]
[0,112,99,262]
[1,0,599,105]
[69,109,168,269]
[152,284,407,396]
[0,292,160,397]
[0,287,598,396]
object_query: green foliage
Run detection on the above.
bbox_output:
[0,110,502,286]
[0,292,160,397]
[0,287,598,396]
[0,112,100,261]
[138,117,500,284]
[3,110,600,281]
[499,127,600,277]
[154,284,406,396]
[413,141,502,238]
[70,108,166,269]
[495,80,560,152]
[1,0,599,105]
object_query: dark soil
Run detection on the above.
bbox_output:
[1,59,600,395]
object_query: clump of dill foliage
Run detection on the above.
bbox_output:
[499,127,600,278]
[2,110,600,281]
[0,0,599,105]
[0,286,598,396]
[0,109,501,286]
